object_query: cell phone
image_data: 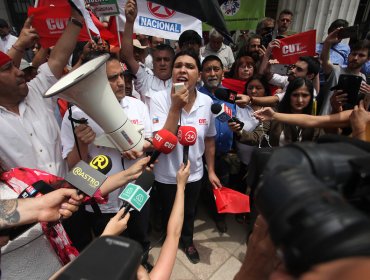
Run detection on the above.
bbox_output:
[331,74,363,109]
[338,25,359,39]
[271,64,289,75]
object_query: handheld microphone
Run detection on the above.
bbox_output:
[211,103,245,130]
[214,88,240,104]
[65,155,112,197]
[147,129,178,166]
[119,170,155,217]
[0,181,55,240]
[177,126,197,165]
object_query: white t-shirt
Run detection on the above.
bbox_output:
[149,89,216,184]
[134,65,172,106]
[61,96,152,213]
[200,43,235,70]
[0,63,67,177]
[0,34,18,53]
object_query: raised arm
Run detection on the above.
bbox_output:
[47,6,84,79]
[258,39,280,81]
[148,162,189,280]
[320,28,342,76]
[119,0,140,75]
[6,16,39,68]
[254,107,352,128]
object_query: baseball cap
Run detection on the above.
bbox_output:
[0,51,11,68]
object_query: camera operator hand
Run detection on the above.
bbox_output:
[101,207,130,236]
[350,99,370,141]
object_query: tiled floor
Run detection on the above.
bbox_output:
[148,203,248,280]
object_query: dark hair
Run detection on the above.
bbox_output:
[328,19,349,33]
[278,78,314,114]
[226,55,256,80]
[178,30,202,48]
[298,56,321,77]
[0,18,9,28]
[350,40,370,58]
[244,74,271,96]
[152,43,175,57]
[279,9,294,18]
[201,55,223,70]
[172,49,201,71]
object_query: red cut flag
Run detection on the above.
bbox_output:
[213,186,250,214]
[272,30,316,65]
[107,16,120,48]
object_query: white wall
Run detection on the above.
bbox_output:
[277,0,360,42]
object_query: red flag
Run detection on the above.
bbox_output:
[107,16,119,48]
[28,5,115,48]
[90,12,116,45]
[272,30,316,65]
[221,78,246,95]
[213,186,250,214]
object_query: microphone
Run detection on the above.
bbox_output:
[214,88,240,104]
[65,155,112,197]
[118,170,155,217]
[0,181,56,240]
[177,126,197,165]
[147,129,178,166]
[211,103,244,130]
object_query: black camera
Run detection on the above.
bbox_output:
[248,135,370,275]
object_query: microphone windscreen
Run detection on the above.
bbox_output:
[178,126,197,146]
[211,103,222,114]
[153,129,178,154]
[135,170,155,192]
[89,155,112,175]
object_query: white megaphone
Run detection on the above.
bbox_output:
[43,54,144,153]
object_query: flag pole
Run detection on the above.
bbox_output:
[116,15,121,49]
[34,0,39,7]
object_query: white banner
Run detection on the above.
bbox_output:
[117,0,202,40]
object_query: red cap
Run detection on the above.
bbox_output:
[153,129,178,154]
[0,51,11,68]
[177,126,197,146]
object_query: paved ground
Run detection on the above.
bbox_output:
[148,202,248,280]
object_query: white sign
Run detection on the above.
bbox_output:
[117,0,202,40]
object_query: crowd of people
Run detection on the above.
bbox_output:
[0,0,369,279]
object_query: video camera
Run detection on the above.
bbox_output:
[247,135,370,275]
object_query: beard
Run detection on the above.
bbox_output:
[205,79,221,89]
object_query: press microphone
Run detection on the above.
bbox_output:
[118,170,155,217]
[214,88,240,104]
[211,103,244,130]
[147,129,178,166]
[65,155,112,197]
[177,126,197,165]
[0,181,55,240]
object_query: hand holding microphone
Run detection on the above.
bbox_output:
[211,103,245,130]
[177,126,197,166]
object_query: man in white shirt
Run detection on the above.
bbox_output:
[120,2,174,107]
[0,19,17,54]
[0,8,84,177]
[200,28,235,71]
[61,54,153,268]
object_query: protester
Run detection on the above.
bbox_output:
[149,49,221,264]
[274,9,295,39]
[0,19,18,54]
[0,6,84,177]
[145,36,165,70]
[120,0,174,107]
[61,54,153,268]
[200,28,235,71]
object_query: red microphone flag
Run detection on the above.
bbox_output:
[213,186,250,214]
[153,129,177,154]
[177,126,197,146]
